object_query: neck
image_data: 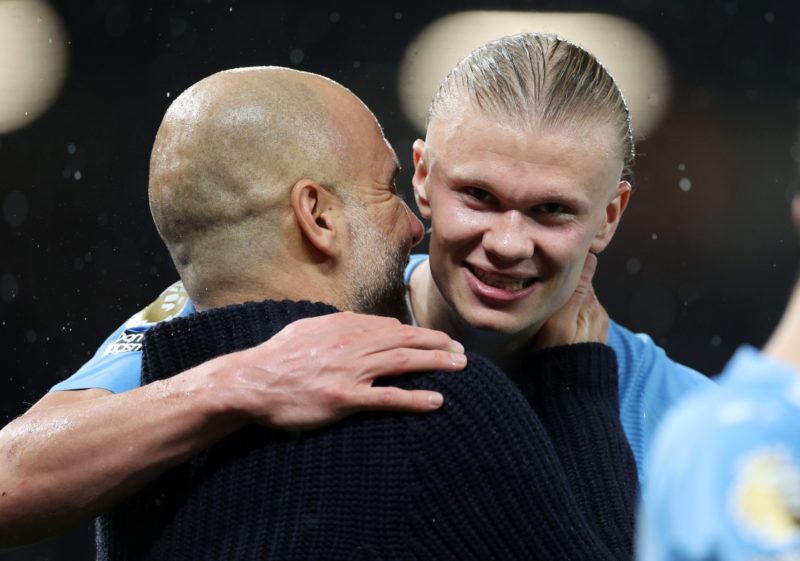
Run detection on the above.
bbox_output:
[185,258,347,313]
[409,259,537,375]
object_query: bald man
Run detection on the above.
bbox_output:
[0,68,468,549]
[0,67,629,555]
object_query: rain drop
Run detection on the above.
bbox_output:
[0,273,18,303]
[3,191,28,227]
[289,48,304,65]
[679,177,692,192]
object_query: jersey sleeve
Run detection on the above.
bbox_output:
[638,347,800,561]
[608,320,714,479]
[50,281,194,394]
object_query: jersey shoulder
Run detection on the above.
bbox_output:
[50,281,195,393]
[639,348,800,561]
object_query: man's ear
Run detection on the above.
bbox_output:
[290,179,343,258]
[412,139,432,220]
[590,180,631,253]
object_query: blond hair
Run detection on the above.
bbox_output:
[429,33,634,179]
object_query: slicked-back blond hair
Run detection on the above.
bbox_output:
[429,32,634,179]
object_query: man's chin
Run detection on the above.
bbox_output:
[373,288,413,324]
[456,307,542,337]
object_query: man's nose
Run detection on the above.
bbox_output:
[482,210,534,260]
[404,202,424,247]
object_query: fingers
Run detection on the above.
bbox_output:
[574,253,598,297]
[357,348,467,381]
[352,387,445,412]
[366,324,465,354]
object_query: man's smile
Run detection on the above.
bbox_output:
[464,263,539,303]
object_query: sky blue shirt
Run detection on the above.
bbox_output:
[52,255,713,482]
[638,347,800,561]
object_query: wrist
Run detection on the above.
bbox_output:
[167,354,252,431]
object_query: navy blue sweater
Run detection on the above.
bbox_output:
[96,300,637,560]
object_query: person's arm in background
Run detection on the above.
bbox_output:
[0,311,465,549]
[764,194,800,369]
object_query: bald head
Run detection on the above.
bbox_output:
[149,66,387,308]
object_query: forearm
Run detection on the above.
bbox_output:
[764,277,800,370]
[0,359,244,548]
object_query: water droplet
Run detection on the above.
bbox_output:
[289,48,304,65]
[67,142,76,155]
[0,273,18,303]
[74,170,82,181]
[678,162,685,171]
[651,233,658,240]
[626,258,641,274]
[394,12,402,20]
[679,177,692,192]
[353,60,361,69]
[166,91,170,98]
[3,191,28,227]
[711,335,721,347]
[764,11,775,23]
[329,11,341,23]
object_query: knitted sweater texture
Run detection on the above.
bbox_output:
[96,300,637,561]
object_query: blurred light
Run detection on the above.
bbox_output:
[0,0,68,133]
[399,11,672,139]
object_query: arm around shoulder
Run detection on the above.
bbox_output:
[0,356,245,549]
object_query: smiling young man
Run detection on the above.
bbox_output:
[406,33,712,476]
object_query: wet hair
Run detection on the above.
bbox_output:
[428,32,634,180]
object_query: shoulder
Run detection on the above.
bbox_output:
[610,319,711,410]
[404,254,429,285]
[50,281,195,393]
[640,348,800,560]
[608,319,713,475]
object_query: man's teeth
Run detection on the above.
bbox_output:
[471,267,532,291]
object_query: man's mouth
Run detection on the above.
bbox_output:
[467,265,536,292]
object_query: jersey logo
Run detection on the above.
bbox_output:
[730,445,800,548]
[102,281,190,356]
[126,281,190,329]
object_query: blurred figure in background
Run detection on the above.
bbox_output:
[638,194,800,561]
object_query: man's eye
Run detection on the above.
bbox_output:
[465,187,495,203]
[537,202,568,214]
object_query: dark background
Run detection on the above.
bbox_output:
[2,0,799,559]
